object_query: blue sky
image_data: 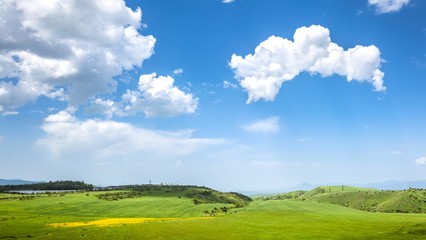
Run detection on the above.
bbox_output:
[0,0,425,191]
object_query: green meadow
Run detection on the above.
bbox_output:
[0,186,425,239]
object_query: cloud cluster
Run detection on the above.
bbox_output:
[416,157,426,165]
[0,0,155,113]
[90,73,198,118]
[37,110,224,159]
[223,80,238,89]
[242,117,280,134]
[172,68,184,75]
[368,0,410,13]
[229,25,385,103]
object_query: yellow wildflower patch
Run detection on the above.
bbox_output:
[50,217,213,228]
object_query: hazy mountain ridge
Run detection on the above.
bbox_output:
[0,179,41,185]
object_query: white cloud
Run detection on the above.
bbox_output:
[87,98,122,119]
[415,157,426,165]
[90,73,198,118]
[242,117,280,134]
[125,73,198,117]
[0,0,155,112]
[173,68,184,75]
[2,111,19,116]
[368,0,410,13]
[223,80,238,89]
[229,25,385,103]
[37,111,225,159]
[222,0,235,3]
[389,151,402,155]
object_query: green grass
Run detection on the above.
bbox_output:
[1,189,426,239]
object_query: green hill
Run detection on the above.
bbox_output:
[263,186,426,213]
[96,185,252,208]
[0,184,251,220]
[310,188,426,213]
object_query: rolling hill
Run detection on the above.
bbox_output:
[262,185,426,213]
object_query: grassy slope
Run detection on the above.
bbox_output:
[1,190,426,239]
[0,190,235,218]
[264,186,426,213]
[300,186,426,213]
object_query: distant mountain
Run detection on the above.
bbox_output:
[283,182,318,192]
[0,179,40,185]
[245,183,319,196]
[362,180,426,190]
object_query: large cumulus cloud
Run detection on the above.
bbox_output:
[229,25,385,103]
[0,0,155,112]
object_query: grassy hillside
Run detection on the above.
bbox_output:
[112,185,252,207]
[310,188,426,213]
[1,190,425,239]
[0,185,251,218]
[263,186,426,213]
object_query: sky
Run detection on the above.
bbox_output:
[0,0,425,192]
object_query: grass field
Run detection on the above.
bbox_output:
[0,188,426,239]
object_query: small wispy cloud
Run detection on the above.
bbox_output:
[415,156,426,165]
[242,117,280,134]
[222,0,235,3]
[223,80,238,89]
[368,0,410,14]
[2,111,19,116]
[173,68,184,75]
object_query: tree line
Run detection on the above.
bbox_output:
[0,180,94,192]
